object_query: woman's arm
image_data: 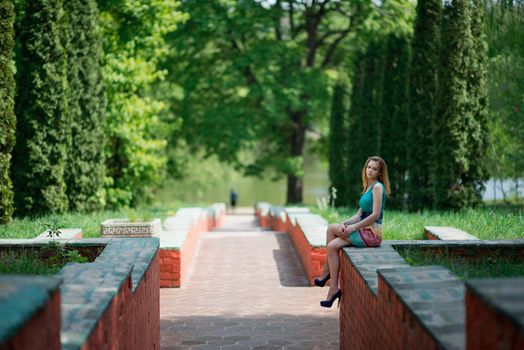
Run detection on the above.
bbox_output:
[346,185,382,232]
[341,209,362,225]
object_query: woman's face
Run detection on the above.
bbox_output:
[366,160,380,181]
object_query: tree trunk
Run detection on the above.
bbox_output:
[286,110,306,204]
[287,174,303,204]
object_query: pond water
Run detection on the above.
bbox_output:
[159,152,331,206]
[158,153,522,206]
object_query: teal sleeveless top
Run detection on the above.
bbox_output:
[358,181,386,224]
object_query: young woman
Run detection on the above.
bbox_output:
[316,156,391,307]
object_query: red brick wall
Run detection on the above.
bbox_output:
[83,252,160,350]
[180,225,202,285]
[425,232,439,240]
[466,289,524,350]
[160,215,220,288]
[1,290,61,350]
[270,216,287,233]
[339,255,381,349]
[259,215,270,228]
[160,249,180,287]
[339,256,441,350]
[286,221,326,285]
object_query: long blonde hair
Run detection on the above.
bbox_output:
[361,156,391,197]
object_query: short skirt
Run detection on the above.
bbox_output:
[347,227,382,247]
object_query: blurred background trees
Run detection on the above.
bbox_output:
[0,0,522,221]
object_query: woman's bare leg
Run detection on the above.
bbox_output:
[320,224,344,277]
[325,237,351,299]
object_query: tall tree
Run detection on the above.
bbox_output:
[407,0,442,210]
[485,0,524,186]
[345,38,385,204]
[381,33,411,209]
[465,0,490,202]
[328,82,349,206]
[0,0,15,223]
[65,0,106,212]
[434,0,487,209]
[361,39,385,156]
[346,51,367,205]
[97,0,186,208]
[12,0,70,215]
[167,1,379,204]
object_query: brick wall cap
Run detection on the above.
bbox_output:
[424,226,478,240]
[58,238,158,349]
[0,275,61,345]
[284,207,310,214]
[466,278,524,329]
[378,265,466,349]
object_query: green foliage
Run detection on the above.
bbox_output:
[363,39,386,156]
[466,0,490,198]
[381,33,411,209]
[328,83,349,206]
[345,38,386,202]
[346,51,367,205]
[0,0,15,223]
[12,0,70,216]
[44,217,62,238]
[398,247,524,279]
[0,205,177,239]
[407,0,442,210]
[485,0,524,181]
[64,0,107,212]
[167,1,381,204]
[433,0,489,209]
[97,0,187,208]
[0,242,88,276]
[124,207,154,222]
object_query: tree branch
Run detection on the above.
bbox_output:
[321,25,352,68]
[318,28,351,47]
[288,0,295,33]
[275,0,282,41]
[304,0,333,67]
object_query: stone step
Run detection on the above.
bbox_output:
[425,226,478,240]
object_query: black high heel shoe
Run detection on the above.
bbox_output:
[320,289,342,308]
[314,273,331,287]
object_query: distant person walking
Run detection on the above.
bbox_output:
[229,189,238,213]
[315,156,391,308]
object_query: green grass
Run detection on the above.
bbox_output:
[397,247,524,279]
[311,204,524,240]
[0,242,89,275]
[0,204,180,239]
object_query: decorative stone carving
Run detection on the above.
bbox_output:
[100,219,162,237]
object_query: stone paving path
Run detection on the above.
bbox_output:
[160,212,339,350]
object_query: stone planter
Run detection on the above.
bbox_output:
[100,218,162,237]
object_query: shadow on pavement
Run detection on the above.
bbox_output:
[160,314,339,350]
[273,233,309,287]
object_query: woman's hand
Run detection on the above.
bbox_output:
[345,224,356,235]
[337,224,353,239]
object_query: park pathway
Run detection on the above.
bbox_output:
[160,209,339,350]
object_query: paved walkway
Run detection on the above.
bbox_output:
[160,213,339,350]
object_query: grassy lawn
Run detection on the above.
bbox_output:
[311,204,524,240]
[0,242,89,275]
[396,246,524,279]
[0,204,179,239]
